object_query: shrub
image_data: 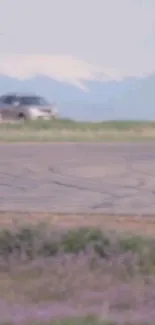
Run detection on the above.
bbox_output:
[0,223,155,275]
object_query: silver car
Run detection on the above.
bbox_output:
[0,93,59,121]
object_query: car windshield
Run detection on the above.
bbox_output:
[20,96,49,106]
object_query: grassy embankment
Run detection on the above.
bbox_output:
[1,119,155,142]
[1,213,155,324]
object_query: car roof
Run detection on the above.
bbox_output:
[0,93,41,98]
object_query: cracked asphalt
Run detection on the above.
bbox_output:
[0,142,155,214]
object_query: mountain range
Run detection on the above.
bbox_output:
[0,74,154,121]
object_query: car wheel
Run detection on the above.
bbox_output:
[18,113,26,122]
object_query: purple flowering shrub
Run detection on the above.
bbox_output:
[0,224,155,324]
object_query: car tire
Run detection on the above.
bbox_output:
[18,113,26,122]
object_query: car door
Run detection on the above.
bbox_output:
[0,95,17,120]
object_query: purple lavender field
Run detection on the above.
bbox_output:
[0,224,155,324]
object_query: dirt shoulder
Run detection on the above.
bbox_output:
[1,212,155,236]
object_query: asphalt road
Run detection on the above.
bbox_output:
[0,142,155,214]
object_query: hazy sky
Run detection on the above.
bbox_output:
[0,0,155,84]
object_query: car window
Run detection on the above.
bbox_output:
[19,96,49,106]
[2,96,17,105]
